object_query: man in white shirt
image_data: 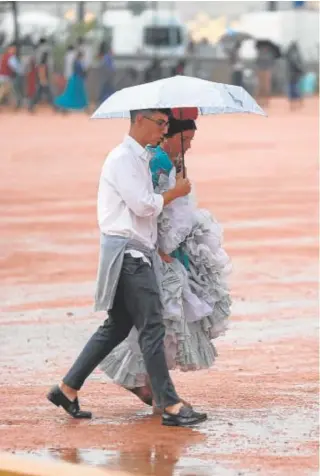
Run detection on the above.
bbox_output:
[48,108,207,427]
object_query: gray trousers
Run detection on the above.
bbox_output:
[63,254,180,409]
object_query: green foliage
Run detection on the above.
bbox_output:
[52,42,66,73]
[52,20,99,72]
[68,19,98,40]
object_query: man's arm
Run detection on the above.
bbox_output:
[110,154,191,218]
[110,154,164,218]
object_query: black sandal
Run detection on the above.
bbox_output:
[162,405,207,427]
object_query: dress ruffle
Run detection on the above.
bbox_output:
[99,168,232,388]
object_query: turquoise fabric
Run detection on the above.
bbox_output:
[149,146,190,270]
[171,248,190,270]
[54,61,88,110]
[149,145,173,187]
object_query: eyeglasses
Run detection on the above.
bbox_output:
[142,116,169,128]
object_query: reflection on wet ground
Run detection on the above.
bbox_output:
[12,447,235,476]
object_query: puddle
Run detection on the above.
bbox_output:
[11,447,240,476]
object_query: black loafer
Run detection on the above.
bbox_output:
[47,385,92,419]
[162,405,207,427]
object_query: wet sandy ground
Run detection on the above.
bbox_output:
[0,99,319,476]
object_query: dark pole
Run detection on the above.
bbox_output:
[179,108,186,178]
[151,0,157,61]
[77,1,85,22]
[267,1,278,11]
[11,1,19,56]
[100,1,106,20]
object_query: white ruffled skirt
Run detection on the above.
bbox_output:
[99,207,232,388]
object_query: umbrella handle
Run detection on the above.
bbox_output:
[179,108,186,178]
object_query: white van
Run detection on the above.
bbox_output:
[102,8,189,57]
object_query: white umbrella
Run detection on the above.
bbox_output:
[92,75,266,119]
[92,75,266,175]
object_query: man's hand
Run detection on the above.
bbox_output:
[158,249,173,263]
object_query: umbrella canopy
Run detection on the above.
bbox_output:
[92,75,266,176]
[256,39,282,59]
[92,75,265,119]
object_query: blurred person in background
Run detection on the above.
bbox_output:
[36,37,48,63]
[127,67,139,86]
[64,44,76,81]
[54,50,89,112]
[255,44,275,108]
[116,67,139,89]
[29,51,55,112]
[53,44,76,102]
[25,47,37,105]
[188,39,195,55]
[76,36,92,71]
[172,59,186,76]
[286,41,304,111]
[96,41,115,106]
[36,37,54,75]
[144,58,163,82]
[0,43,23,109]
[230,41,244,87]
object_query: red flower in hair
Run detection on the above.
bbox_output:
[171,107,198,121]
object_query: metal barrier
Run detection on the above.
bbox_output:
[86,54,319,102]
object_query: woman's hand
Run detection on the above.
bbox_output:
[176,169,187,180]
[158,249,173,263]
[175,159,187,179]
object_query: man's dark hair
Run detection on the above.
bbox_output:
[130,108,171,123]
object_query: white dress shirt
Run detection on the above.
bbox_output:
[97,135,164,254]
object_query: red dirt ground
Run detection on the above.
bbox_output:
[0,98,319,476]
